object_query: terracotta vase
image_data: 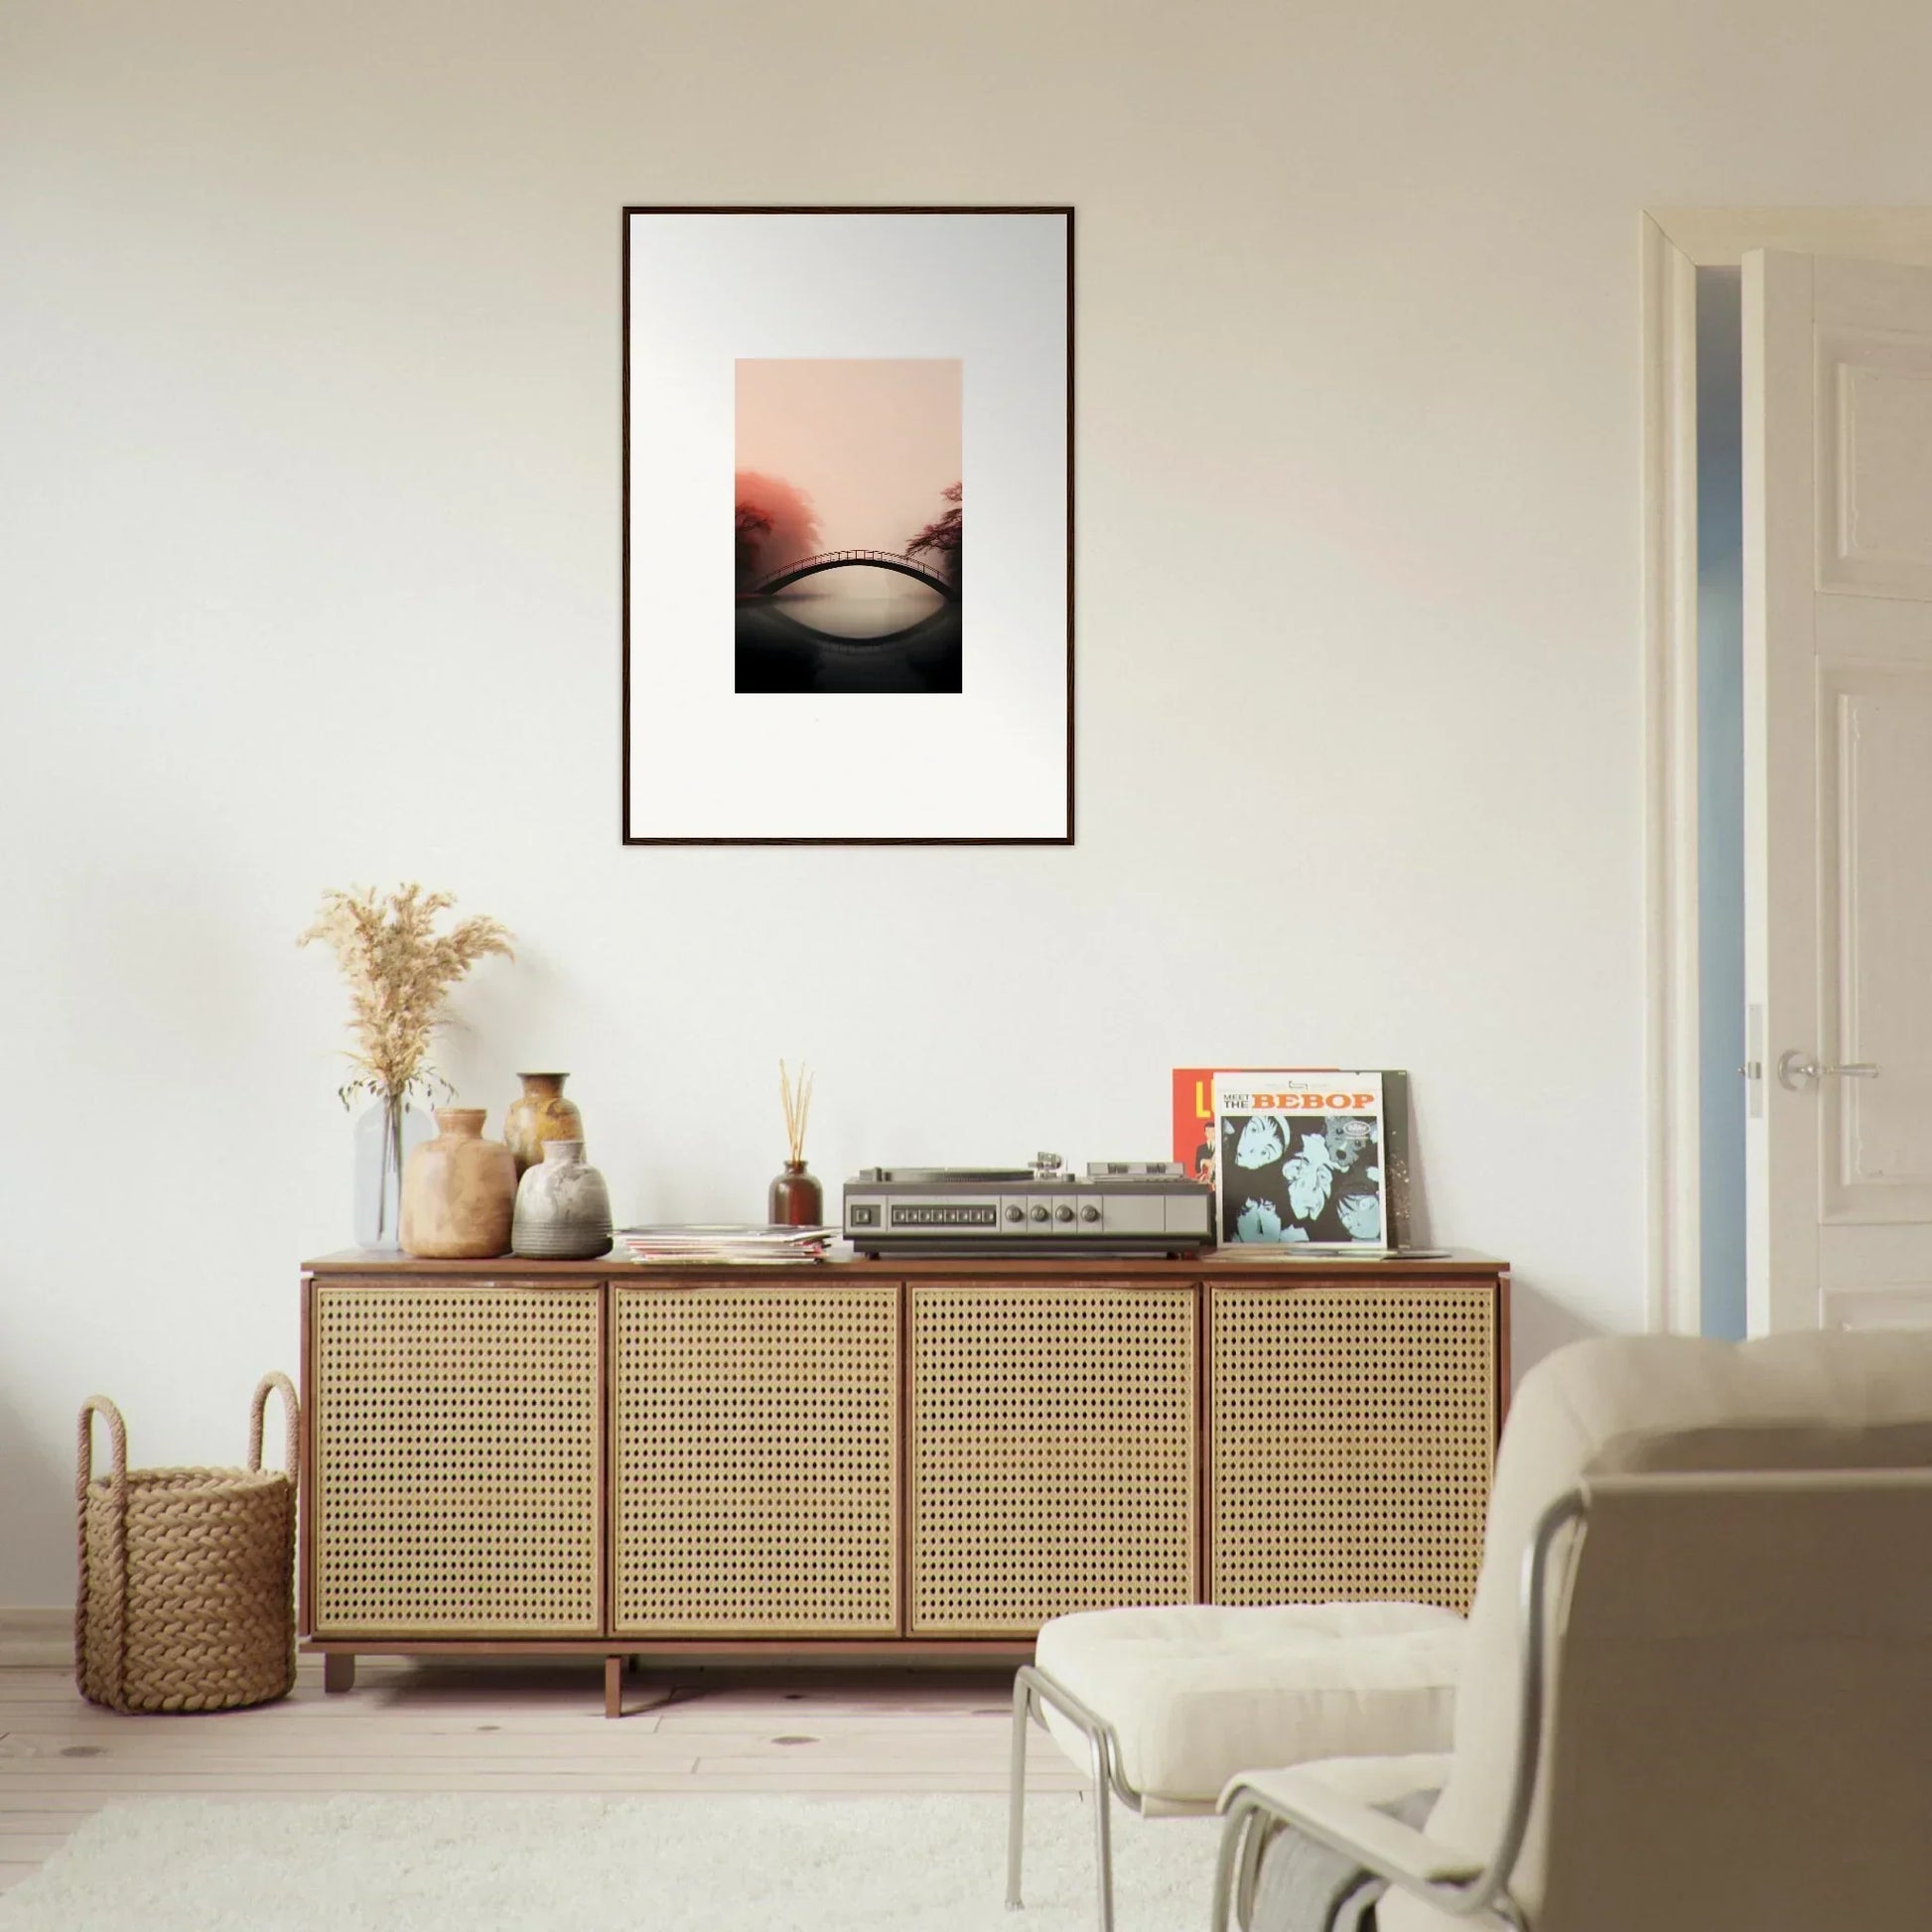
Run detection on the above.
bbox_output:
[512,1141,615,1260]
[400,1109,516,1259]
[503,1072,585,1176]
[767,1160,824,1227]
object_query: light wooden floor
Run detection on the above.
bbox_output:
[0,1657,1084,1893]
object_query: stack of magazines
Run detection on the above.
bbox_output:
[614,1224,837,1265]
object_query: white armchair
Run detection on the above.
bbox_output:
[1212,1329,1932,1932]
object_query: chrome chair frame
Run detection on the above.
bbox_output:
[1207,1490,1587,1932]
[1007,1662,1155,1932]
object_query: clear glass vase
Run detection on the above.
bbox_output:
[351,1095,432,1251]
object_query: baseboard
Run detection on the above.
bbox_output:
[0,1606,72,1668]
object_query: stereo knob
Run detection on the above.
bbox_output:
[1054,1204,1075,1223]
[1080,1204,1101,1223]
[1005,1204,1025,1223]
[1029,1204,1050,1223]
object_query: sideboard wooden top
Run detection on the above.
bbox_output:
[305,1248,1506,1281]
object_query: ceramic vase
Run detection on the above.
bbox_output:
[504,1072,585,1176]
[512,1141,615,1260]
[767,1160,824,1227]
[351,1096,433,1251]
[400,1109,516,1259]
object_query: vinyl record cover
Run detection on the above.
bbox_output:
[1214,1071,1383,1246]
[1196,1070,1415,1249]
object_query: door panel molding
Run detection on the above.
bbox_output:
[1818,330,1932,597]
[1820,666,1932,1220]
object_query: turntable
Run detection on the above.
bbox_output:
[843,1154,1212,1257]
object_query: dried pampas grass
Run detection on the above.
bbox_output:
[299,884,514,1107]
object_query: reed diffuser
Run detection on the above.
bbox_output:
[768,1059,824,1226]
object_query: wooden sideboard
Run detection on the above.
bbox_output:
[299,1251,1509,1715]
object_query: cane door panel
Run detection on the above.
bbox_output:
[312,1282,602,1636]
[908,1282,1197,1634]
[611,1283,900,1635]
[1208,1283,1495,1612]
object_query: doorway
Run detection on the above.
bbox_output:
[1645,209,1932,1334]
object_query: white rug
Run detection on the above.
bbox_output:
[0,1793,1223,1930]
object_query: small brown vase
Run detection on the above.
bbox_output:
[401,1109,516,1258]
[504,1072,585,1176]
[767,1161,824,1227]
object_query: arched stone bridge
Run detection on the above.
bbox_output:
[748,548,958,601]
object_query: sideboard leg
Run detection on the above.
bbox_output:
[605,1654,622,1720]
[323,1653,356,1695]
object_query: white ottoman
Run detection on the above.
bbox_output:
[1007,1602,1464,1931]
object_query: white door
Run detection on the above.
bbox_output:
[1744,249,1932,1332]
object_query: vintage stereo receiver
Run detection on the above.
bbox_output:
[843,1155,1213,1257]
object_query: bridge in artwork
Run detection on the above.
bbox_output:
[746,548,958,601]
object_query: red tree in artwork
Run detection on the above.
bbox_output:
[734,504,772,588]
[734,472,821,591]
[907,483,961,588]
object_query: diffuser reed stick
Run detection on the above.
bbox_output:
[779,1059,813,1164]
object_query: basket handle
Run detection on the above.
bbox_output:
[77,1395,128,1504]
[248,1372,299,1477]
[75,1394,130,1707]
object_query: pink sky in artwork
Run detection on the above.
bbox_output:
[736,358,960,557]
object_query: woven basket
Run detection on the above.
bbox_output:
[75,1373,298,1714]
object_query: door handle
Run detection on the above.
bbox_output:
[1776,1050,1880,1090]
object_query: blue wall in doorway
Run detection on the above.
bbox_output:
[1696,267,1747,1341]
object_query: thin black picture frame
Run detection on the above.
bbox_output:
[620,205,1075,847]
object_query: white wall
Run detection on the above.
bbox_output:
[4,0,1927,1603]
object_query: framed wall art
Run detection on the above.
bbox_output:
[621,206,1073,845]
